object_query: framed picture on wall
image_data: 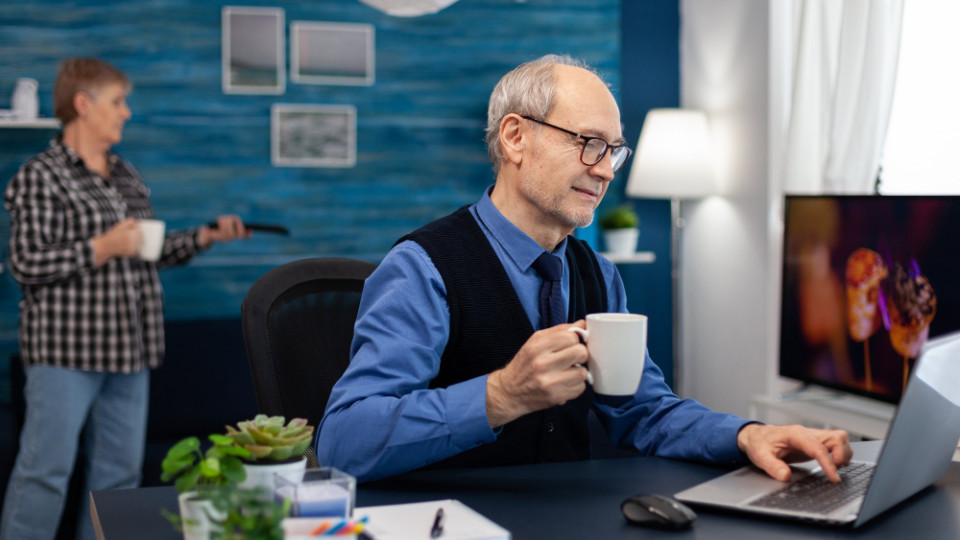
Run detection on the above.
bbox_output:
[271,104,357,167]
[222,6,285,94]
[290,22,375,86]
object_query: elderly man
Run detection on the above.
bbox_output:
[317,54,851,483]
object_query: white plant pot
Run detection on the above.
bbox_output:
[177,492,225,540]
[604,228,639,256]
[239,457,308,496]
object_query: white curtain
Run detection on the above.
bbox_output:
[778,0,904,194]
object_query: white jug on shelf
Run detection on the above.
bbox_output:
[12,78,39,119]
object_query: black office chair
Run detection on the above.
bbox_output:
[241,257,376,467]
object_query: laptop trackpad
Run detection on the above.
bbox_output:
[675,464,817,506]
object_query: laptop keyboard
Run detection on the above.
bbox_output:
[748,462,876,515]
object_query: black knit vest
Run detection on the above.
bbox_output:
[399,205,607,469]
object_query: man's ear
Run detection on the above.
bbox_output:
[499,113,525,166]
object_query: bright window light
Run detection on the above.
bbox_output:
[881,3,960,194]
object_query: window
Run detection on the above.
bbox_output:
[881,3,960,194]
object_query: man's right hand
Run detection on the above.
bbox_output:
[92,218,142,266]
[485,321,590,428]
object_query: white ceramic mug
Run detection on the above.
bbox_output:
[137,219,166,262]
[569,313,647,395]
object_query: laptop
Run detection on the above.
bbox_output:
[675,331,960,527]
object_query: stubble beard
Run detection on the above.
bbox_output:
[525,183,596,230]
[563,204,595,229]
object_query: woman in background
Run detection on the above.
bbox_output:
[0,57,250,540]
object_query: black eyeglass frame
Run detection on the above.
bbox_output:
[520,115,632,172]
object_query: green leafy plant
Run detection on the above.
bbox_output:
[212,486,290,540]
[162,485,290,540]
[224,414,314,464]
[160,422,302,539]
[599,204,639,230]
[161,434,250,493]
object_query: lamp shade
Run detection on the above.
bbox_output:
[358,0,458,16]
[625,109,717,199]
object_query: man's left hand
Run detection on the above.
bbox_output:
[198,215,251,247]
[737,424,852,483]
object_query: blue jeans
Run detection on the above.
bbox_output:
[0,365,149,540]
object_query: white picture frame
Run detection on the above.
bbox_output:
[222,6,285,94]
[291,21,375,86]
[271,104,357,168]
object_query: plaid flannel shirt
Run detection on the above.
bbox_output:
[4,137,204,372]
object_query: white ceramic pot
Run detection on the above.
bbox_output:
[239,457,308,496]
[604,228,639,256]
[177,492,225,540]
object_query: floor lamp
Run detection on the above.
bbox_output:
[625,109,717,393]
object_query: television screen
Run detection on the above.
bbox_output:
[779,195,960,404]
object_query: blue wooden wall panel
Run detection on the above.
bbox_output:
[0,0,626,400]
[616,0,680,386]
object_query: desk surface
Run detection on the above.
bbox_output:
[92,442,960,539]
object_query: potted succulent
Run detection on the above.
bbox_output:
[160,434,251,540]
[599,204,640,256]
[224,415,315,493]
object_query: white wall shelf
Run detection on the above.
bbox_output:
[602,251,655,264]
[0,117,60,129]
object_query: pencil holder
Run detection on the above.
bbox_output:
[274,467,356,518]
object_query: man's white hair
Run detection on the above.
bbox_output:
[484,54,603,174]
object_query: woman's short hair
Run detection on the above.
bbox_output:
[53,57,130,125]
[484,54,600,174]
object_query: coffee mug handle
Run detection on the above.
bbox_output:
[567,327,594,386]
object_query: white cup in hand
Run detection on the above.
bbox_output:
[569,313,647,395]
[137,219,166,262]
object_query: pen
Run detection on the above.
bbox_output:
[430,507,445,538]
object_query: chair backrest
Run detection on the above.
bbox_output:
[241,257,376,430]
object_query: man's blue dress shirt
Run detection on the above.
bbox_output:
[318,187,752,481]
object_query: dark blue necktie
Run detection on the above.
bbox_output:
[532,252,564,329]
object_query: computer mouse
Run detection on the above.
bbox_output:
[621,494,697,530]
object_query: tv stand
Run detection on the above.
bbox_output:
[748,387,896,440]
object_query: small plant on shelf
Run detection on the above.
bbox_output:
[598,204,639,230]
[598,204,640,256]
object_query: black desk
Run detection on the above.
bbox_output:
[92,443,960,539]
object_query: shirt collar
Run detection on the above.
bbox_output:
[474,185,568,271]
[51,134,121,171]
[50,135,82,166]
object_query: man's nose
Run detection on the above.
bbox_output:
[589,151,616,181]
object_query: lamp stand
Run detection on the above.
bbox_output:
[670,197,684,393]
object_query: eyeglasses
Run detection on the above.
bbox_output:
[521,115,632,173]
